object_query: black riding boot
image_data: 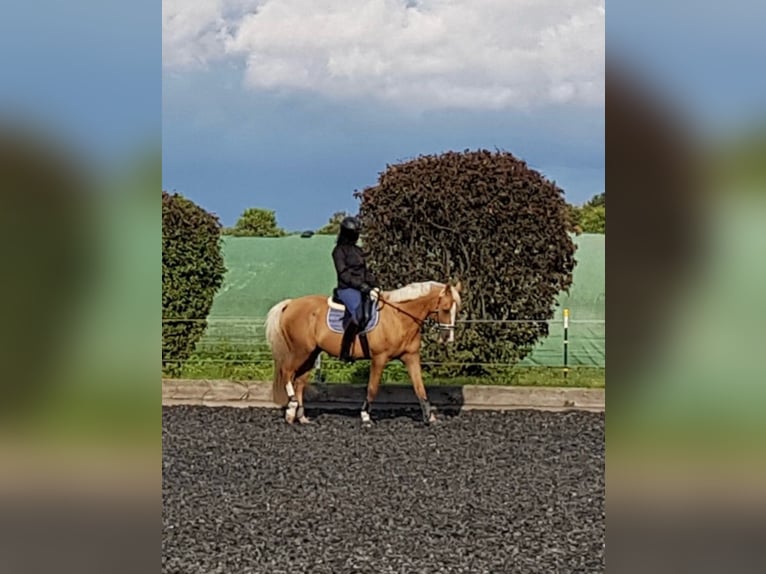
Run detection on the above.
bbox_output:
[339,321,359,363]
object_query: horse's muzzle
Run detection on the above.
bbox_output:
[436,324,455,344]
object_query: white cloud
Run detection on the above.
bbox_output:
[163,0,225,68]
[164,0,604,110]
[163,1,265,68]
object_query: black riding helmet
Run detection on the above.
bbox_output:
[341,216,361,232]
[338,215,361,243]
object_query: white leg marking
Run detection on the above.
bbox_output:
[285,399,298,424]
[361,411,371,424]
[285,380,297,424]
[449,303,456,343]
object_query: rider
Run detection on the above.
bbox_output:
[332,215,378,362]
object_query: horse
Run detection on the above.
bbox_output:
[264,280,462,426]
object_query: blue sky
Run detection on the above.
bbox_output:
[607,1,766,135]
[0,0,159,167]
[2,0,762,224]
[163,68,604,230]
[162,1,605,231]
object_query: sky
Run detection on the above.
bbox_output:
[162,0,606,231]
[1,0,761,230]
[0,0,159,167]
[606,1,766,135]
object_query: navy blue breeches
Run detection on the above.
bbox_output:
[336,287,364,325]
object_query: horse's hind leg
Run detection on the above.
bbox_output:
[294,349,321,424]
[282,365,299,424]
[280,347,320,424]
[294,371,312,424]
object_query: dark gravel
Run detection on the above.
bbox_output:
[163,406,604,573]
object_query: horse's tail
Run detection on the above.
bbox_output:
[265,299,292,406]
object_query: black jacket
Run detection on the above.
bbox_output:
[332,243,377,290]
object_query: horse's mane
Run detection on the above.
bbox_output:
[384,281,445,303]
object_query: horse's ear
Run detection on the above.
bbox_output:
[454,279,463,293]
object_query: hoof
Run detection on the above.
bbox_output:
[298,415,312,425]
[285,401,298,424]
[360,411,372,428]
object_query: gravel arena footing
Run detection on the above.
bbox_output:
[163,406,604,573]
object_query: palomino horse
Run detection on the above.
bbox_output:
[265,280,462,426]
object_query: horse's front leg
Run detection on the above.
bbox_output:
[401,353,436,425]
[361,356,386,427]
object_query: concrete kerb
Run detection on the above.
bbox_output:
[162,379,605,412]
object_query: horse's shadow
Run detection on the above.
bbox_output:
[306,383,464,422]
[302,404,464,425]
[302,378,466,424]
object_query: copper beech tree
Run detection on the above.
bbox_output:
[355,149,577,375]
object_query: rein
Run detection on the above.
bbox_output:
[376,296,426,326]
[376,294,454,333]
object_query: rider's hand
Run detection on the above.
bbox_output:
[370,286,381,300]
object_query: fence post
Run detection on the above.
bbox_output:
[563,308,570,378]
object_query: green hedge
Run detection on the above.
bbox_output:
[162,191,226,375]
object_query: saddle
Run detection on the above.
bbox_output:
[329,288,345,308]
[326,288,378,332]
[327,293,345,311]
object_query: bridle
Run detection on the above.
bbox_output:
[375,293,456,334]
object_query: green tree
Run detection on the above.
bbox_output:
[162,191,227,375]
[568,192,605,234]
[586,192,605,208]
[579,204,606,233]
[355,149,577,375]
[227,207,286,237]
[316,211,351,235]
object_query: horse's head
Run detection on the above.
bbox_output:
[434,281,463,344]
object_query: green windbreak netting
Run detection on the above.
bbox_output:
[520,233,605,367]
[201,234,605,367]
